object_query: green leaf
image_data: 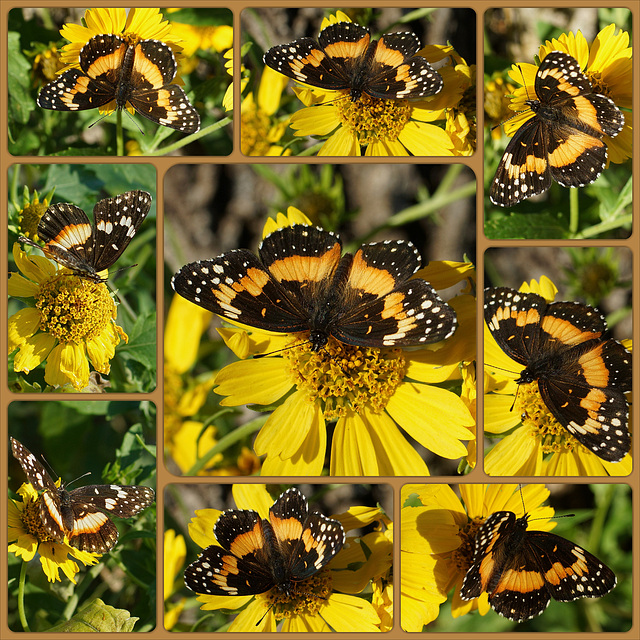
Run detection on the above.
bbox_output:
[485,212,568,239]
[48,598,138,632]
[7,31,34,126]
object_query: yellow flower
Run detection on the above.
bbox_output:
[241,66,292,155]
[484,276,632,476]
[483,73,516,139]
[185,485,385,631]
[502,25,632,164]
[209,209,475,476]
[164,529,187,630]
[8,244,128,392]
[164,293,259,475]
[267,13,459,156]
[400,484,554,629]
[9,482,100,583]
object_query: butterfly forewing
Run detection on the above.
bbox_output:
[90,190,152,272]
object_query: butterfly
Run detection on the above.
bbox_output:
[19,190,152,283]
[490,51,624,206]
[11,437,155,553]
[171,224,457,352]
[264,20,443,101]
[37,34,200,133]
[484,287,631,462]
[184,487,345,596]
[460,497,617,621]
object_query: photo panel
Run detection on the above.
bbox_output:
[7,400,157,632]
[400,483,631,632]
[240,7,476,156]
[483,7,632,239]
[483,246,632,476]
[164,482,392,632]
[7,163,157,393]
[8,7,233,156]
[163,163,476,477]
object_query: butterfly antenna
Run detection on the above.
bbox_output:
[66,471,92,488]
[518,485,575,523]
[255,603,275,627]
[253,339,312,359]
[492,63,533,133]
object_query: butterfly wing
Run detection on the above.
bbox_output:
[10,437,57,492]
[126,40,200,133]
[537,340,631,462]
[269,488,344,583]
[460,511,518,600]
[489,115,552,207]
[366,32,442,99]
[335,241,456,346]
[38,35,127,111]
[484,288,549,365]
[525,530,616,602]
[172,248,311,333]
[89,190,152,272]
[185,509,274,595]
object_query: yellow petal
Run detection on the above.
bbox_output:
[45,342,90,390]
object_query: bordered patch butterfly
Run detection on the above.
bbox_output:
[490,51,624,207]
[460,488,617,622]
[484,287,631,462]
[171,224,457,352]
[184,487,345,596]
[11,437,155,553]
[37,34,200,133]
[264,20,443,102]
[19,190,152,283]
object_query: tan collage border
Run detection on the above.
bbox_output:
[0,1,638,637]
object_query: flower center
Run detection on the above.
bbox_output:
[451,516,484,572]
[260,570,333,622]
[335,92,412,146]
[241,106,273,155]
[20,202,49,240]
[21,493,57,543]
[514,381,578,454]
[35,274,116,344]
[287,337,406,421]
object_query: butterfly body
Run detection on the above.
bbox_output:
[11,437,155,553]
[484,287,631,462]
[184,488,345,596]
[264,21,443,102]
[490,51,624,207]
[172,224,457,352]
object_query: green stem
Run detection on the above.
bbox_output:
[147,118,232,156]
[575,214,633,239]
[359,168,475,243]
[185,416,267,475]
[569,187,579,235]
[116,110,124,157]
[62,562,104,620]
[18,560,30,631]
